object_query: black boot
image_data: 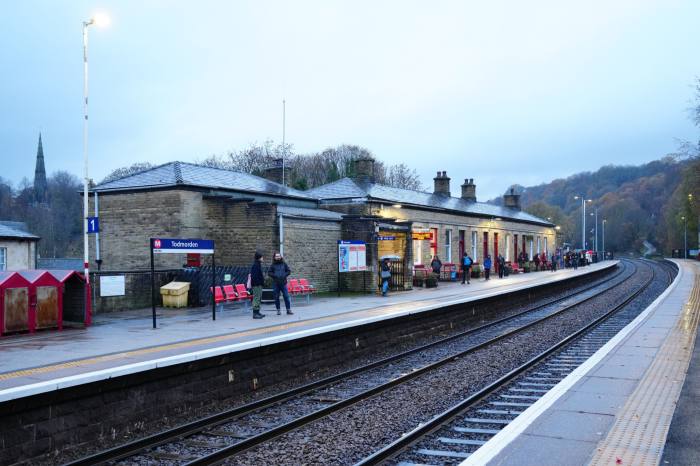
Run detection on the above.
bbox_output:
[253,311,265,319]
[287,309,294,315]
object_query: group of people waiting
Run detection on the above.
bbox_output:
[249,252,294,319]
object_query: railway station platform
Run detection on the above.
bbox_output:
[0,261,617,402]
[464,258,700,466]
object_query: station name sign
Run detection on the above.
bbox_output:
[151,238,215,254]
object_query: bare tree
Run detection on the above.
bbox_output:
[386,163,423,191]
[101,162,156,183]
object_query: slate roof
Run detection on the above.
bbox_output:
[37,258,84,271]
[94,161,315,200]
[0,221,40,240]
[277,205,343,221]
[307,178,553,226]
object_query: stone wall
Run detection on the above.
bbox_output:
[202,199,279,267]
[281,217,341,292]
[0,239,36,270]
[89,190,201,271]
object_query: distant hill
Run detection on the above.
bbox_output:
[490,156,699,254]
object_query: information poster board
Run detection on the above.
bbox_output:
[338,240,367,273]
[100,275,125,297]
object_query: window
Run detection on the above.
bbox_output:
[471,231,478,259]
[544,237,548,255]
[537,236,541,254]
[445,230,452,262]
[528,238,534,259]
[413,238,422,265]
[0,247,6,271]
[505,234,511,261]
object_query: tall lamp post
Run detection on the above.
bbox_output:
[682,215,687,259]
[82,13,110,317]
[574,196,592,249]
[602,219,607,259]
[590,208,598,252]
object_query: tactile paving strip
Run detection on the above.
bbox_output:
[589,264,700,466]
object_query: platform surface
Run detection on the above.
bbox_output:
[0,261,616,402]
[463,259,699,466]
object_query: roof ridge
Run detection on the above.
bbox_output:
[96,161,177,187]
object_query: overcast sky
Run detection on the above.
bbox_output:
[2,0,699,200]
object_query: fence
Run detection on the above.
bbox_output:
[176,266,249,306]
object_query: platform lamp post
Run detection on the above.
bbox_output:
[589,208,599,252]
[573,196,592,250]
[602,219,607,259]
[682,215,687,259]
[82,12,110,318]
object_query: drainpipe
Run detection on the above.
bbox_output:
[279,212,284,256]
[95,191,101,270]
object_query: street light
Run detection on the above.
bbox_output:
[82,12,109,317]
[574,196,592,249]
[602,219,607,259]
[682,216,687,259]
[589,208,599,252]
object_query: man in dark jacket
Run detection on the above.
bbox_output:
[497,254,506,278]
[268,252,292,315]
[250,252,265,319]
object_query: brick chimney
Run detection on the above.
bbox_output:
[353,158,375,183]
[263,158,284,185]
[433,171,451,196]
[503,188,521,211]
[461,178,476,202]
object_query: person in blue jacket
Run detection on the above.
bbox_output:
[483,254,492,280]
[461,252,472,284]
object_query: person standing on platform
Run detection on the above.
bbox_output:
[533,253,540,271]
[461,252,472,284]
[250,252,266,319]
[497,254,506,278]
[551,253,557,272]
[431,255,442,284]
[380,258,391,296]
[572,252,578,270]
[268,252,293,315]
[484,255,492,280]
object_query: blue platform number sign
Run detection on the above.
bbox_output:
[87,216,99,234]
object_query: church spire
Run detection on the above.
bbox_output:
[34,133,48,204]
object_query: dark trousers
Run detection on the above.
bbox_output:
[484,268,490,280]
[273,282,291,310]
[462,266,470,283]
[498,266,504,278]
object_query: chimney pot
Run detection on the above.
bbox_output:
[263,158,285,185]
[461,178,476,202]
[433,170,451,196]
[353,158,376,183]
[503,188,521,211]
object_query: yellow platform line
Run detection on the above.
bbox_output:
[589,264,700,466]
[0,312,359,382]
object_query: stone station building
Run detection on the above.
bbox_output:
[308,159,556,273]
[88,160,554,304]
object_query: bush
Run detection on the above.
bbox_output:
[413,277,424,287]
[425,277,438,288]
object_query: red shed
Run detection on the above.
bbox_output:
[0,271,32,335]
[19,270,63,331]
[48,270,90,327]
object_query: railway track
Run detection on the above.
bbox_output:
[355,259,675,465]
[67,260,645,466]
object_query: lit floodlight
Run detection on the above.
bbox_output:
[92,12,111,27]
